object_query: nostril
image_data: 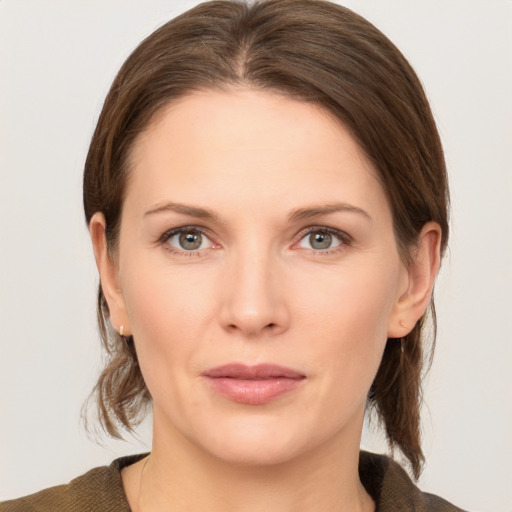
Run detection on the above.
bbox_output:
[228,322,276,330]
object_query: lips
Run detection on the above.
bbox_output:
[202,363,306,405]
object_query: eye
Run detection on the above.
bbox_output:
[297,228,346,251]
[165,228,213,252]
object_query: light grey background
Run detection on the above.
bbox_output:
[1,1,511,511]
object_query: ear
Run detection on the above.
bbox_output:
[89,212,131,337]
[387,221,442,338]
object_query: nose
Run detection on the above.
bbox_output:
[219,247,290,338]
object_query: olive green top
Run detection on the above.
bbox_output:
[1,451,466,511]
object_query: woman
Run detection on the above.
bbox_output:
[2,1,465,510]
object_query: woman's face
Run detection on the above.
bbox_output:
[104,89,412,465]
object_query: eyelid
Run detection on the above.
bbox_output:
[157,224,352,256]
[292,225,353,252]
[158,225,219,255]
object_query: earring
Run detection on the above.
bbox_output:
[399,320,406,328]
[120,325,124,337]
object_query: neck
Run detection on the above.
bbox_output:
[131,412,374,512]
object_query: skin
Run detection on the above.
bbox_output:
[90,89,441,512]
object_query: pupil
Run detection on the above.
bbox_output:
[179,231,202,250]
[310,232,332,250]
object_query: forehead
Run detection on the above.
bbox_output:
[126,88,388,219]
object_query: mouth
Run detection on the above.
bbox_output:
[202,363,306,405]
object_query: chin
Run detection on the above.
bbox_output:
[210,437,302,467]
[192,414,316,467]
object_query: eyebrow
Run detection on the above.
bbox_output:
[144,201,371,223]
[288,203,372,222]
[144,202,221,222]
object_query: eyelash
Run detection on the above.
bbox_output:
[295,226,353,255]
[158,226,216,257]
[158,225,352,257]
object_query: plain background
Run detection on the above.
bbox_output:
[1,1,511,510]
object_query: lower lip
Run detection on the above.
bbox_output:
[205,377,304,405]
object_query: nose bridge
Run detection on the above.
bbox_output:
[220,238,288,336]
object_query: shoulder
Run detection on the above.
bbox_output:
[359,451,467,512]
[1,454,145,512]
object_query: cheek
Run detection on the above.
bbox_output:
[293,260,400,391]
[119,259,218,398]
[122,249,216,332]
[296,258,399,338]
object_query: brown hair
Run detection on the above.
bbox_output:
[83,0,449,479]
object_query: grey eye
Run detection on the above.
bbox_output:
[298,229,343,251]
[309,232,332,250]
[179,231,203,250]
[167,229,211,251]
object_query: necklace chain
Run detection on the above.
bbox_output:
[137,455,151,512]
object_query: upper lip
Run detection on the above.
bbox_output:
[203,363,305,380]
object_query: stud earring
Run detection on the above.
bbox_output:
[399,320,406,328]
[120,325,124,337]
